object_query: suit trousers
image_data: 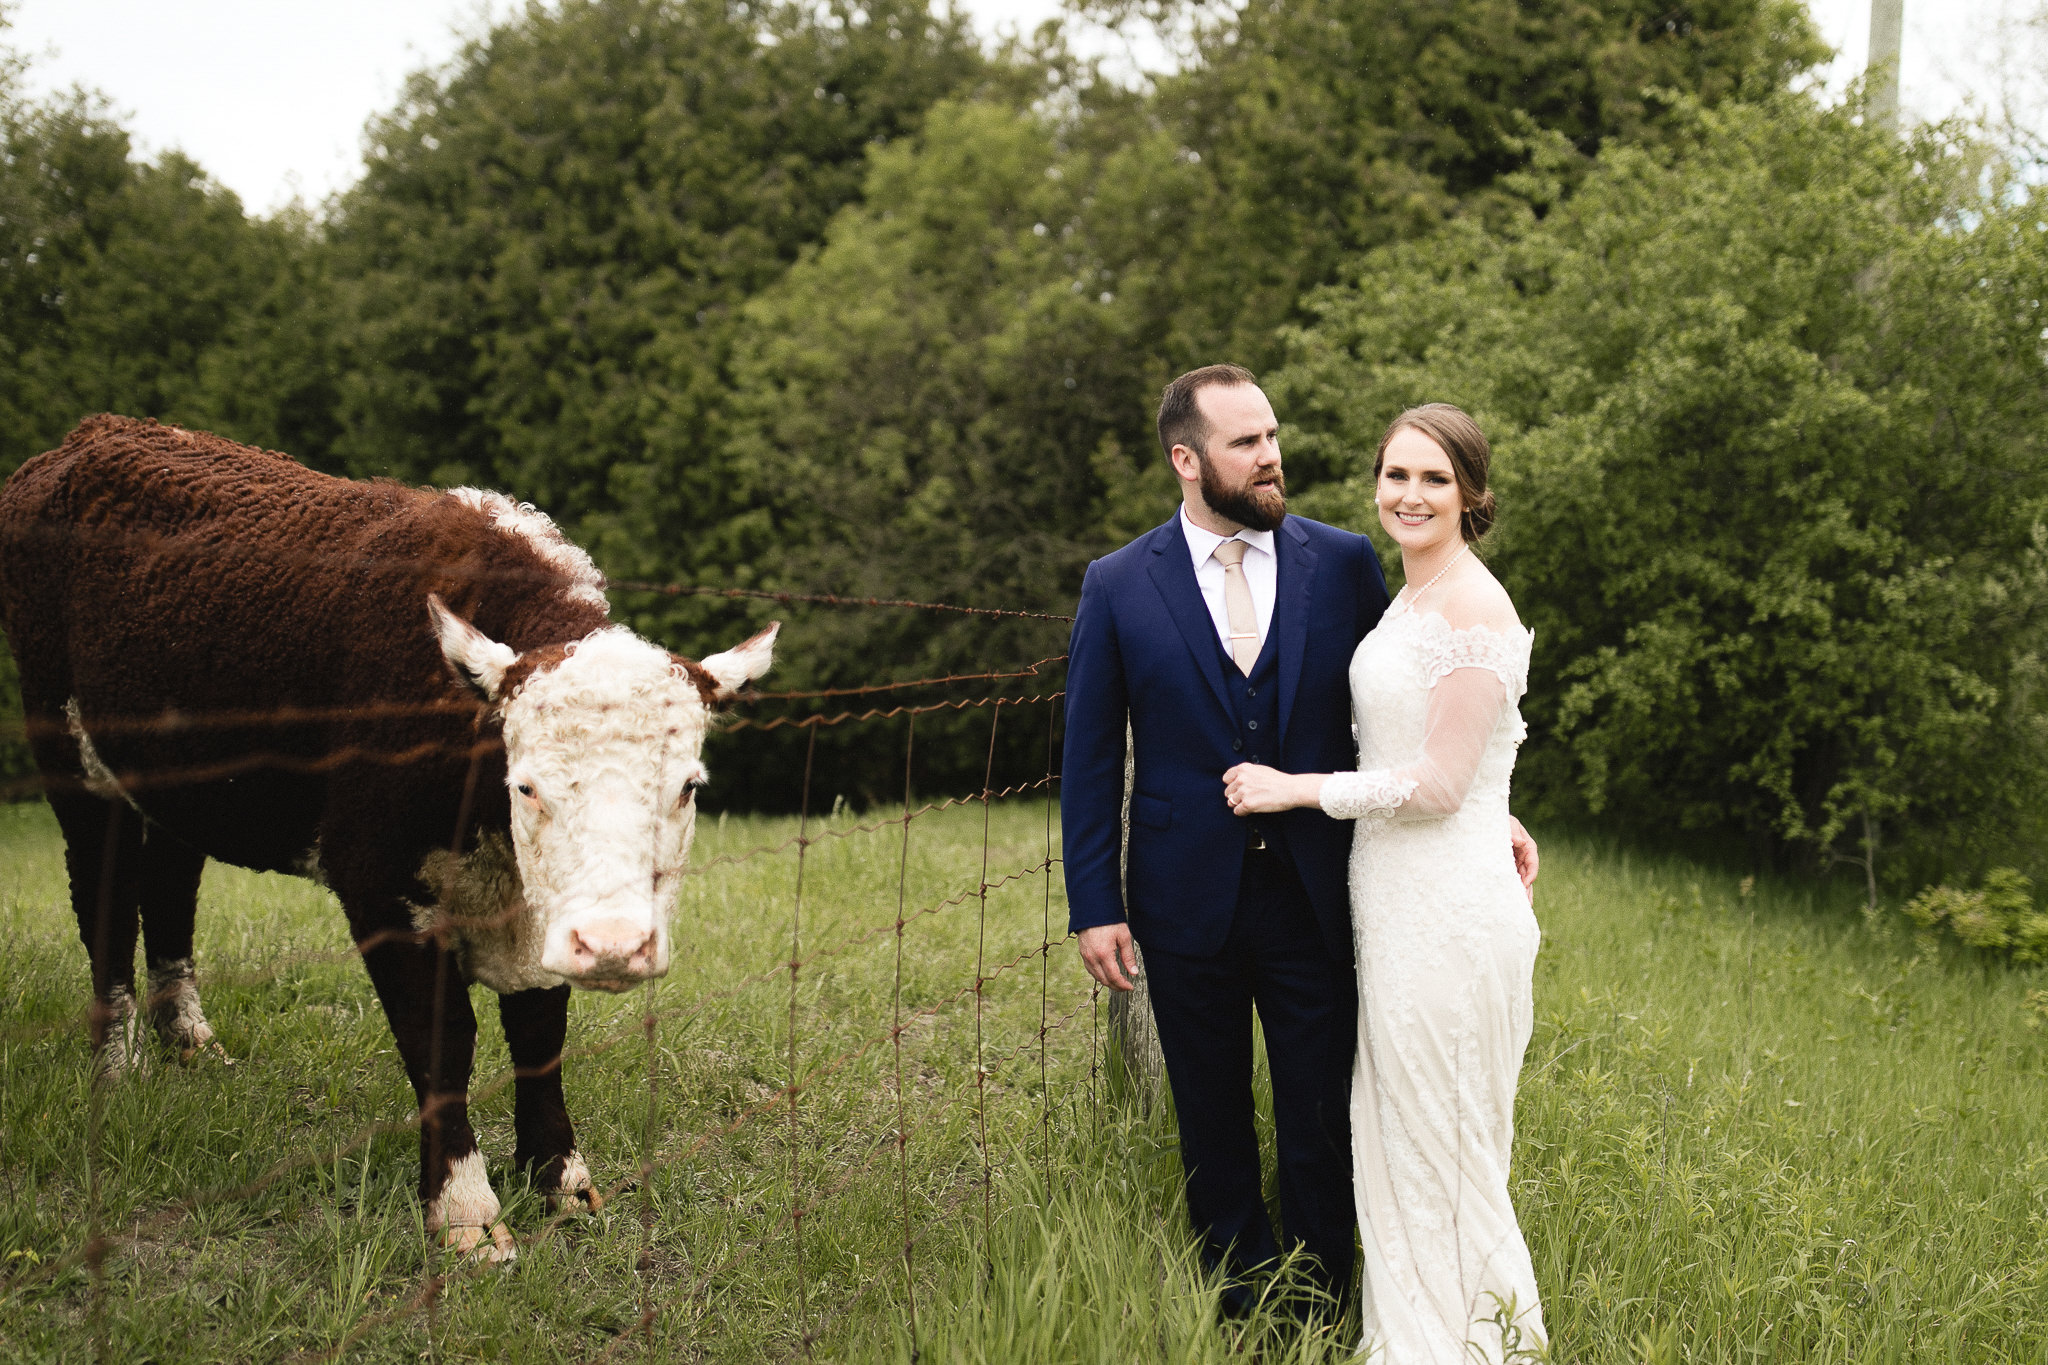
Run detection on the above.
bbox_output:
[1142,844,1359,1314]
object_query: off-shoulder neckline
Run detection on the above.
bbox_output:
[1384,593,1533,641]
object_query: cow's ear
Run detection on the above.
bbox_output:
[698,621,779,702]
[428,594,518,701]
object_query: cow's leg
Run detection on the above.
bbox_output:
[356,926,515,1262]
[137,833,223,1063]
[50,792,146,1080]
[498,986,600,1213]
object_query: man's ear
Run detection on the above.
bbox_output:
[698,622,780,701]
[427,594,518,701]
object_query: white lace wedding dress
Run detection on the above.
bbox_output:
[1319,584,1546,1363]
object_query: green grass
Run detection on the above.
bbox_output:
[2,800,2047,1361]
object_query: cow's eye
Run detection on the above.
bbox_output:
[515,781,541,808]
[680,775,706,806]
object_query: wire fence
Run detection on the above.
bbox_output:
[0,561,1103,1361]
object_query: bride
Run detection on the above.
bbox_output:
[1222,403,1545,1361]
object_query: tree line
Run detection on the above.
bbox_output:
[4,0,2043,891]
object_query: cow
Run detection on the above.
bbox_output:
[0,415,776,1260]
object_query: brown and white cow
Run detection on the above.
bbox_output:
[0,415,775,1260]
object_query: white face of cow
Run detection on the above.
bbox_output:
[428,598,777,991]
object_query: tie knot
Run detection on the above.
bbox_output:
[1212,539,1249,568]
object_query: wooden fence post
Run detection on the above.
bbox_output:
[1107,721,1167,1113]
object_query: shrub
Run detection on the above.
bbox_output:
[1903,868,2048,964]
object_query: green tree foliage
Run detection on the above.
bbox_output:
[1143,0,1828,374]
[709,97,1189,800]
[1277,94,2048,879]
[319,0,987,587]
[707,0,1827,637]
[703,0,1823,797]
[0,73,308,476]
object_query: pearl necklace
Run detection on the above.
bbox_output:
[1407,543,1468,605]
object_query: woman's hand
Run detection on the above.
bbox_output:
[1222,764,1325,815]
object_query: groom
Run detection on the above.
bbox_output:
[1061,364,1536,1316]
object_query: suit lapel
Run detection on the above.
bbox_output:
[1274,517,1317,751]
[1146,517,1235,722]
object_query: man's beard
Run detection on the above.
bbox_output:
[1199,451,1287,532]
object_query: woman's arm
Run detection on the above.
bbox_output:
[1223,663,1511,821]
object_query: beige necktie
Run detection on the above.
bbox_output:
[1211,539,1259,674]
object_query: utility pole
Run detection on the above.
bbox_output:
[1867,0,1904,134]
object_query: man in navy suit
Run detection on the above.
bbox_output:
[1061,364,1536,1319]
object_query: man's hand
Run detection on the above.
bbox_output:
[1508,815,1539,900]
[1077,922,1140,992]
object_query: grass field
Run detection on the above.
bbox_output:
[2,797,2046,1362]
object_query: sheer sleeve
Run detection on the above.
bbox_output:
[1319,576,1530,823]
[1319,666,1511,819]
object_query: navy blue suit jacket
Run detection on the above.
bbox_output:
[1062,512,1391,963]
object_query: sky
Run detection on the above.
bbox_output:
[0,0,2030,217]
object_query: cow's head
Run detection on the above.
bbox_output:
[427,595,777,991]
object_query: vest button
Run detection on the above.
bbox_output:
[1232,738,1243,752]
[1247,720,1259,731]
[1246,686,1256,698]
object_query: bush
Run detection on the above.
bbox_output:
[1277,92,2048,884]
[1903,868,2048,963]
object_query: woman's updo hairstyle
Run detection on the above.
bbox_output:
[1373,403,1496,542]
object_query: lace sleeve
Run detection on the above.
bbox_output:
[1320,770,1418,820]
[1319,617,1532,823]
[1411,614,1532,703]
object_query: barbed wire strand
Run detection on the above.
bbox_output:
[723,689,1061,735]
[0,654,1070,755]
[0,522,1073,624]
[609,579,1073,623]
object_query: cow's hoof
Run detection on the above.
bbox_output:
[544,1150,602,1215]
[547,1185,604,1216]
[89,985,147,1086]
[175,1039,234,1067]
[442,1222,518,1263]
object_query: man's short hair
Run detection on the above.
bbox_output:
[1157,364,1257,461]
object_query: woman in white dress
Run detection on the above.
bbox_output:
[1222,404,1545,1362]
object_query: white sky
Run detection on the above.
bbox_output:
[0,0,2028,217]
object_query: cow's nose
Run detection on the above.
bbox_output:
[565,919,659,978]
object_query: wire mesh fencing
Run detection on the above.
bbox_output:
[0,571,1107,1361]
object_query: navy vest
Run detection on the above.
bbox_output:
[1212,623,1292,867]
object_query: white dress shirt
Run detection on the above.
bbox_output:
[1180,505,1277,661]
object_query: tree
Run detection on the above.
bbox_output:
[1276,94,2048,881]
[0,84,306,477]
[1139,0,1829,382]
[319,0,987,587]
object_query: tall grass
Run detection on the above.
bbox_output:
[2,800,2046,1361]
